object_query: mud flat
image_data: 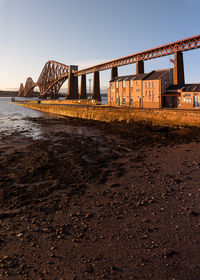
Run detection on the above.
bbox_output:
[0,117,200,279]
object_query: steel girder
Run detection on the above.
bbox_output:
[18,83,24,97]
[37,61,69,98]
[74,34,200,76]
[19,35,200,99]
[18,78,36,97]
[24,77,36,97]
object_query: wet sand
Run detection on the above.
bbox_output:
[0,117,200,279]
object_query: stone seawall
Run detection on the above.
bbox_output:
[15,102,200,127]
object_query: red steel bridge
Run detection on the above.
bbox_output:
[18,34,200,100]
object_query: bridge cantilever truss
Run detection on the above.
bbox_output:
[37,60,69,98]
[17,77,37,97]
[18,83,24,97]
[24,77,36,97]
[18,61,70,98]
[18,34,200,99]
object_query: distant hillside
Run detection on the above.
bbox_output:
[0,90,17,97]
[0,91,40,97]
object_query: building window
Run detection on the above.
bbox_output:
[193,96,199,108]
[116,81,119,88]
[123,81,125,88]
[146,82,148,88]
[130,80,133,87]
[122,94,125,104]
[130,97,133,105]
[183,98,192,103]
[136,81,138,86]
[149,91,151,100]
[152,81,155,88]
[152,90,154,102]
[145,90,148,97]
[115,93,119,104]
[149,82,151,88]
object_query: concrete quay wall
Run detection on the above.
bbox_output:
[16,103,200,127]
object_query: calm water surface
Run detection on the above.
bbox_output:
[0,96,108,141]
[0,97,48,139]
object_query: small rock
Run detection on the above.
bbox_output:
[141,218,151,223]
[164,249,178,258]
[85,264,94,274]
[111,265,123,272]
[190,210,200,217]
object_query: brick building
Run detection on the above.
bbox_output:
[107,69,173,108]
[163,84,200,109]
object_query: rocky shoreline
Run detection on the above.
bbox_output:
[0,117,200,279]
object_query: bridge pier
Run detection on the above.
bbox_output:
[67,65,79,99]
[111,67,118,80]
[174,51,185,85]
[93,71,101,101]
[80,74,87,99]
[136,60,144,74]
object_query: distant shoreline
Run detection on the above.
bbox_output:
[0,91,40,97]
[0,91,108,98]
[0,91,17,97]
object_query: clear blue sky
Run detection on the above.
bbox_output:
[0,0,200,90]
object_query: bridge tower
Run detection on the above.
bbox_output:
[111,67,118,80]
[67,65,79,99]
[93,71,101,101]
[136,60,144,74]
[80,74,87,99]
[174,51,185,85]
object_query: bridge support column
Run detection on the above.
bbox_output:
[93,71,101,102]
[174,51,185,85]
[67,65,79,99]
[111,67,118,80]
[136,60,144,74]
[80,74,87,99]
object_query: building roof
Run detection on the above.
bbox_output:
[166,84,200,92]
[110,69,172,82]
[166,84,184,91]
[111,73,147,82]
[144,70,170,80]
[182,84,200,92]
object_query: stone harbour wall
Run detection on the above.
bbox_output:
[15,102,200,127]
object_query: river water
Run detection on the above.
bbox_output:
[0,96,108,141]
[0,97,48,139]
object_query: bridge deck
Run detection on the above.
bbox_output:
[74,34,200,76]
